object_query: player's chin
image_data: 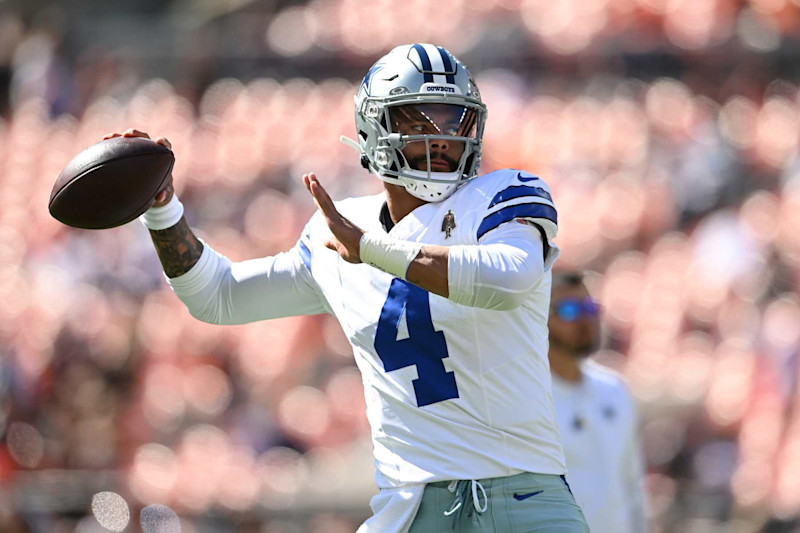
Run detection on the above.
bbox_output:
[569,340,598,358]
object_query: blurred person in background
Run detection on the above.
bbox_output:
[107,43,588,532]
[547,271,648,533]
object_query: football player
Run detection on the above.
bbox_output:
[548,272,648,533]
[110,44,588,532]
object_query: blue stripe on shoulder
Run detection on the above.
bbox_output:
[298,239,312,273]
[488,185,553,208]
[477,203,558,240]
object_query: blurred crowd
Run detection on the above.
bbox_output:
[1,0,800,532]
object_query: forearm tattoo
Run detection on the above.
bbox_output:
[148,217,204,278]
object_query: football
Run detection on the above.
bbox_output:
[48,137,174,229]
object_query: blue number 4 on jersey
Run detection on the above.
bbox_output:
[374,279,460,407]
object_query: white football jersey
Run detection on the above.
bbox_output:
[297,168,565,487]
[550,361,648,533]
[168,168,566,488]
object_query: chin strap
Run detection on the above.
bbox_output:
[340,135,374,172]
[339,135,362,153]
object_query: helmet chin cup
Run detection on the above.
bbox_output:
[400,168,461,202]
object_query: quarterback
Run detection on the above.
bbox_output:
[110,44,588,532]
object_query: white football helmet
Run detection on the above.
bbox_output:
[350,44,487,202]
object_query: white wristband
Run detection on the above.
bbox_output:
[359,232,423,280]
[140,194,184,230]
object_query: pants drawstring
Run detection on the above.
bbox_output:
[443,479,487,528]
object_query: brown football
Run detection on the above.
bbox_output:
[48,137,174,229]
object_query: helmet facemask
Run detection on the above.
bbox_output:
[363,97,486,202]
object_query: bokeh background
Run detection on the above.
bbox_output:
[1,0,799,531]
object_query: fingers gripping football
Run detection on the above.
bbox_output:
[103,129,174,207]
[49,129,176,229]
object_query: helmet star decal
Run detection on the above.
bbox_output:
[360,62,385,97]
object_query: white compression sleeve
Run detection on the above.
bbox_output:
[167,241,329,324]
[447,222,545,311]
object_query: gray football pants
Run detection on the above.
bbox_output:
[408,472,590,532]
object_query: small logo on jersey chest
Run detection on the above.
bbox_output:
[441,210,456,239]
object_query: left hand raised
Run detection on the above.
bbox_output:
[303,172,364,264]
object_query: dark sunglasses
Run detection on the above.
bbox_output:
[552,297,599,322]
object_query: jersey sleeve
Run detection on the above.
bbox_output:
[167,234,330,325]
[475,170,560,270]
[448,221,545,310]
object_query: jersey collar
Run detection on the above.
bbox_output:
[379,201,395,232]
